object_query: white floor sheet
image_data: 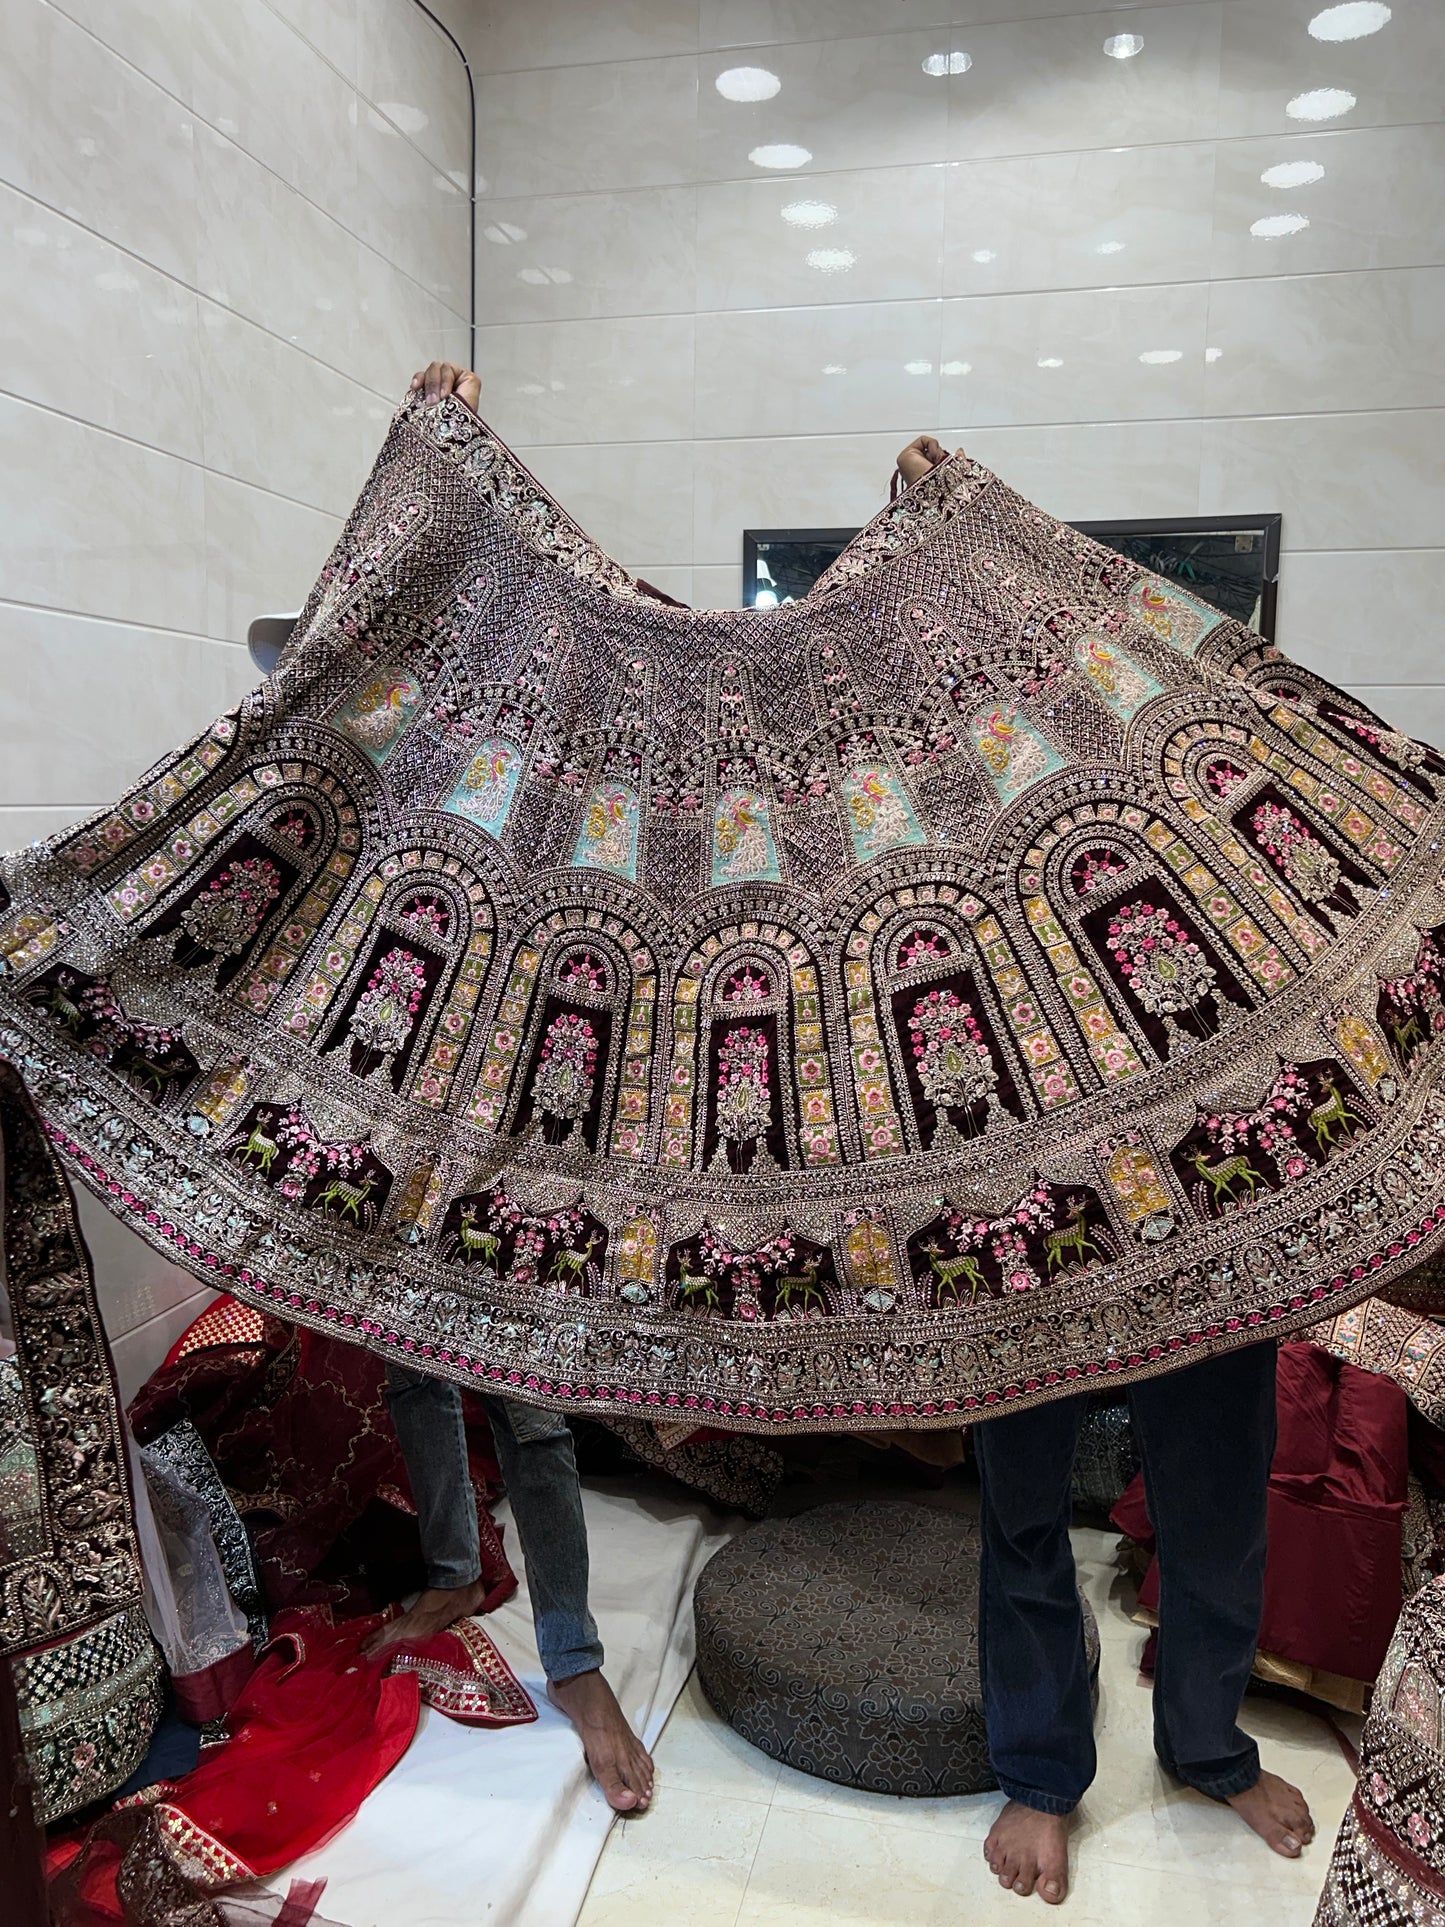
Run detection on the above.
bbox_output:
[259,1474,738,1927]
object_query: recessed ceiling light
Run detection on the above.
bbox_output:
[904,360,934,375]
[1139,348,1183,364]
[971,247,997,264]
[1260,160,1326,188]
[1103,33,1144,58]
[1286,87,1356,121]
[1251,211,1311,236]
[1095,240,1126,254]
[782,199,837,227]
[715,66,781,101]
[750,143,812,169]
[1309,2,1391,41]
[922,50,973,75]
[807,247,856,272]
[1037,356,1064,369]
[941,360,972,376]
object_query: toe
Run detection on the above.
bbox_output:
[596,1762,640,1812]
[1040,1876,1066,1906]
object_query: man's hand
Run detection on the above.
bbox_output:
[896,434,952,487]
[410,360,481,414]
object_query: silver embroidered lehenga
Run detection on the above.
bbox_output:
[2,394,1445,1435]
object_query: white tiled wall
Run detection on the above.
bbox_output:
[461,0,1445,740]
[0,0,472,1381]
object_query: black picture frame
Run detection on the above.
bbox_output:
[742,512,1283,642]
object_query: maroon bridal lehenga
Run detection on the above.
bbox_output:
[3,394,1445,1436]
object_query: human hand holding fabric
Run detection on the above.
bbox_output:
[895,434,953,486]
[410,360,481,413]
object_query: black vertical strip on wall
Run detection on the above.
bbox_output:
[406,0,478,368]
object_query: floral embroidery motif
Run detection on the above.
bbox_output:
[531,1012,599,1133]
[573,782,640,880]
[712,788,781,886]
[1070,847,1128,897]
[179,856,284,957]
[347,947,427,1073]
[334,671,423,761]
[712,1025,773,1170]
[1250,799,1349,910]
[1072,632,1161,722]
[908,988,1000,1141]
[968,703,1064,804]
[1107,900,1231,1050]
[842,765,926,862]
[445,738,522,833]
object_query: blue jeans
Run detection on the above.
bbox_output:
[384,1364,603,1684]
[973,1340,1277,1815]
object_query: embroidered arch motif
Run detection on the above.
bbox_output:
[280,855,494,1114]
[662,926,839,1170]
[466,911,656,1161]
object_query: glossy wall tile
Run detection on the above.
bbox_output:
[1,0,474,1381]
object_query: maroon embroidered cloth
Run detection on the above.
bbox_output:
[3,395,1445,1433]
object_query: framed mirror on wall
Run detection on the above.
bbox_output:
[742,514,1283,641]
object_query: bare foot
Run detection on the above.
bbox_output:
[984,1800,1071,1905]
[548,1670,655,1813]
[361,1579,491,1658]
[1226,1770,1315,1858]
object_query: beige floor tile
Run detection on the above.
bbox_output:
[739,1803,1327,1927]
[653,1672,783,1806]
[767,1753,1003,1841]
[576,1786,765,1927]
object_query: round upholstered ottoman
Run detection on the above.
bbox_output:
[693,1499,1100,1797]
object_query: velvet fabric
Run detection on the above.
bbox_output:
[1113,1342,1409,1685]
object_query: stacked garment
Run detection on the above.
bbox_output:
[1316,1571,1445,1924]
[1114,1342,1410,1707]
[0,1060,164,1824]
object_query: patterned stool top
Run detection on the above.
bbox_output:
[694,1498,1098,1796]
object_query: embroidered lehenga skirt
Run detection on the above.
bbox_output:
[2,396,1445,1434]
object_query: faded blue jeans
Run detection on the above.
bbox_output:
[385,1363,604,1684]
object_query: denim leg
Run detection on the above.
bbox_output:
[1128,1340,1277,1800]
[974,1389,1096,1814]
[384,1362,482,1591]
[481,1395,603,1685]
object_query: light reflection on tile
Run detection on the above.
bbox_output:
[697,32,950,182]
[945,5,1224,160]
[941,283,1208,427]
[699,165,945,310]
[1211,124,1445,277]
[1218,0,1445,138]
[945,144,1215,295]
[1204,266,1445,418]
[476,187,699,322]
[696,301,944,438]
[475,314,696,447]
